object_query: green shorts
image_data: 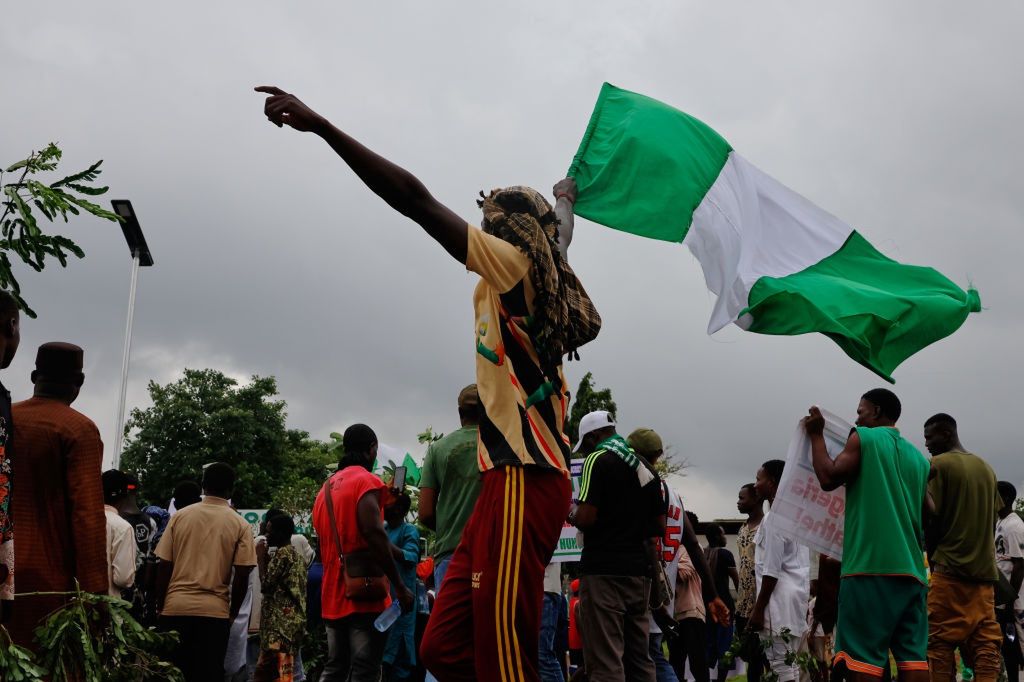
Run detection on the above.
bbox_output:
[834,575,928,676]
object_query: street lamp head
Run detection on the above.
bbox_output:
[111,200,154,267]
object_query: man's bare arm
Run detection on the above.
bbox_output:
[552,179,577,258]
[229,565,253,621]
[681,514,719,604]
[257,86,468,263]
[804,407,861,491]
[681,514,730,624]
[154,560,173,614]
[749,576,778,630]
[1011,557,1024,595]
[573,502,598,532]
[357,490,413,611]
[418,487,438,530]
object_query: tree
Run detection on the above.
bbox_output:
[653,446,689,478]
[566,372,617,446]
[121,369,328,509]
[1,144,119,317]
[566,372,687,475]
[269,430,335,515]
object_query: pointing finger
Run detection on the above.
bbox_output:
[255,85,287,96]
[266,98,295,116]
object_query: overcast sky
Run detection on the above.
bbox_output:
[2,2,1021,519]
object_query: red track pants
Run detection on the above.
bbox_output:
[420,465,571,682]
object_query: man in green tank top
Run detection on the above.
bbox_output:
[803,389,931,682]
[923,412,1003,682]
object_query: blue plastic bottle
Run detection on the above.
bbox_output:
[374,601,402,632]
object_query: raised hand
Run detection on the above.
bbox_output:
[553,177,578,204]
[255,86,325,133]
[803,406,825,436]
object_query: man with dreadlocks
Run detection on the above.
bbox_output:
[257,86,601,682]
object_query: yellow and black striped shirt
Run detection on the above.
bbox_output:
[467,227,570,475]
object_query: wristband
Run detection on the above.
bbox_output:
[555,191,574,203]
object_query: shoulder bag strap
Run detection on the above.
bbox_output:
[322,478,345,564]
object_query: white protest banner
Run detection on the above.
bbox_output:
[764,408,852,560]
[238,509,314,537]
[549,459,584,563]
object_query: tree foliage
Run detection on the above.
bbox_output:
[652,448,689,478]
[121,369,330,509]
[566,372,687,475]
[566,372,617,446]
[269,431,335,515]
[0,585,182,682]
[1,144,119,317]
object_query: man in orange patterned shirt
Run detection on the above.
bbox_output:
[8,342,106,649]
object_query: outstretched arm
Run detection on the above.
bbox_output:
[804,407,861,491]
[256,86,468,263]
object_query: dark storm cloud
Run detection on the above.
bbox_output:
[2,1,1020,517]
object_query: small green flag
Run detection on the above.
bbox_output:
[402,453,421,486]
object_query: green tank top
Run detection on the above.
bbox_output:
[842,426,930,583]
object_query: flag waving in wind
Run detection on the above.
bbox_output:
[569,83,980,382]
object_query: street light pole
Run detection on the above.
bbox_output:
[110,200,153,470]
[113,253,141,467]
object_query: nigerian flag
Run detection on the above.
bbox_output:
[569,83,980,382]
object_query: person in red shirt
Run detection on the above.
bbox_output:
[312,424,413,682]
[568,578,583,672]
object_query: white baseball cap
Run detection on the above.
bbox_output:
[574,410,616,452]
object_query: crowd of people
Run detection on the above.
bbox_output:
[0,83,1020,682]
[1,299,1021,682]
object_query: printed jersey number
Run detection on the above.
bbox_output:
[662,524,682,563]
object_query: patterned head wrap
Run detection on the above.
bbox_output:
[478,186,601,375]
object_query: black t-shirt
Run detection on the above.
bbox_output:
[707,546,736,611]
[578,450,664,577]
[120,511,157,565]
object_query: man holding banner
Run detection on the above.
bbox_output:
[803,389,931,682]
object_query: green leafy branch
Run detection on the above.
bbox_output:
[0,583,183,682]
[721,626,820,682]
[0,625,46,682]
[416,427,444,444]
[1,143,120,317]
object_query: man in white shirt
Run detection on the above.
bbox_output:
[102,470,137,598]
[996,481,1024,682]
[750,459,810,682]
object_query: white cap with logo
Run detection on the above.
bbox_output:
[573,410,616,453]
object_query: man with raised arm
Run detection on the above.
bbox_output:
[802,390,931,682]
[257,87,600,682]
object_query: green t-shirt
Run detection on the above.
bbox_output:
[420,426,482,560]
[842,426,930,583]
[929,451,1001,582]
